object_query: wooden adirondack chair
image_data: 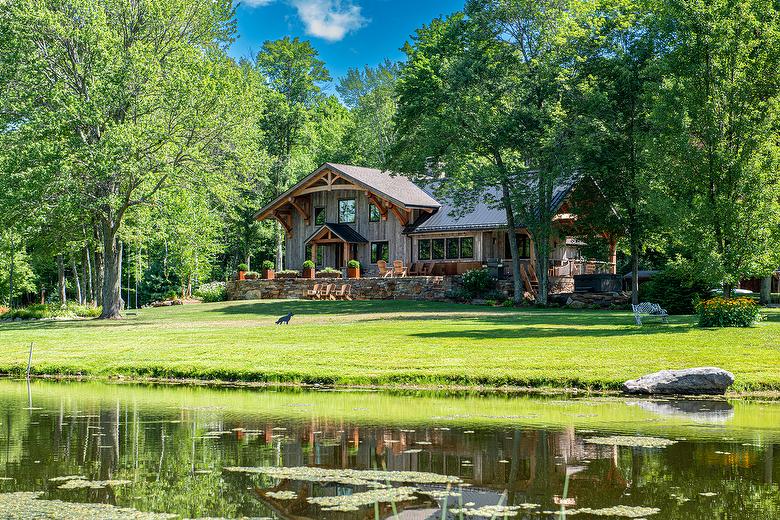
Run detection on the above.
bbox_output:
[392,260,407,277]
[321,284,335,300]
[377,260,392,277]
[408,262,422,276]
[333,284,352,301]
[306,283,321,299]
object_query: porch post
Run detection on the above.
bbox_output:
[343,242,350,266]
[311,243,317,263]
[609,240,617,274]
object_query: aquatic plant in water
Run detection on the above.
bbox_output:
[0,492,175,519]
[223,466,462,487]
[568,505,661,517]
[584,436,677,448]
[57,478,132,490]
[265,490,297,500]
[307,486,419,511]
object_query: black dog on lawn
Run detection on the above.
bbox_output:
[275,312,294,325]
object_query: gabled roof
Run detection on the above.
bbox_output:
[405,175,578,234]
[255,162,440,221]
[305,223,369,244]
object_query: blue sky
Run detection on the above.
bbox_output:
[230,0,464,91]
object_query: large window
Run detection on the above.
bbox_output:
[368,203,380,222]
[504,233,531,259]
[431,239,445,260]
[418,239,431,260]
[446,238,459,259]
[314,207,326,226]
[418,237,475,260]
[338,199,356,223]
[371,241,389,263]
[460,237,474,258]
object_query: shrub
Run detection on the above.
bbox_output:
[641,260,713,314]
[237,263,248,272]
[194,282,226,303]
[1,303,101,320]
[316,267,342,278]
[244,271,260,280]
[302,260,315,269]
[445,288,471,303]
[483,289,508,302]
[460,268,497,298]
[276,269,300,278]
[347,259,360,269]
[262,260,275,271]
[696,297,761,327]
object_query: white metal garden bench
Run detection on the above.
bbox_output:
[632,302,669,325]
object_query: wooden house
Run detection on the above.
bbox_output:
[255,163,615,279]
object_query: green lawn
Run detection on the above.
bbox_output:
[0,300,778,391]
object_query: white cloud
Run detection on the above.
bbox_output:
[291,0,368,41]
[241,0,275,6]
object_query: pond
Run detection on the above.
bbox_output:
[0,379,777,519]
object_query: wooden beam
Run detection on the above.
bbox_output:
[273,210,293,236]
[366,193,389,221]
[288,197,310,224]
[311,243,317,262]
[389,204,409,226]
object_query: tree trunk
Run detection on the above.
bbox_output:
[534,237,550,306]
[631,239,640,305]
[723,283,733,299]
[71,257,82,305]
[85,246,94,305]
[500,180,523,304]
[759,276,771,305]
[8,233,14,309]
[118,241,124,311]
[275,222,284,270]
[56,254,67,305]
[99,219,122,319]
[81,250,88,304]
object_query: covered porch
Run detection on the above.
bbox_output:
[304,223,367,269]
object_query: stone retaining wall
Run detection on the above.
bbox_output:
[227,276,455,301]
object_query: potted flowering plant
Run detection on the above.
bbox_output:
[261,260,275,280]
[244,271,259,280]
[302,260,316,279]
[237,263,248,281]
[347,259,361,279]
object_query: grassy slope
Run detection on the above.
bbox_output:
[0,300,778,390]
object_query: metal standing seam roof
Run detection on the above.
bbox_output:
[405,177,577,234]
[304,223,369,244]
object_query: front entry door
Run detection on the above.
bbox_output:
[334,244,343,268]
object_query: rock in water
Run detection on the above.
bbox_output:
[622,367,735,395]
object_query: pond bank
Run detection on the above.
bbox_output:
[6,373,780,399]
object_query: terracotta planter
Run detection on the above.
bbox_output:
[347,267,360,279]
[302,268,315,279]
[262,269,275,280]
[238,271,246,281]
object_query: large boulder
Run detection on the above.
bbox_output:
[622,367,735,395]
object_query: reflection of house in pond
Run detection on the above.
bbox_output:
[256,420,629,517]
[627,399,735,424]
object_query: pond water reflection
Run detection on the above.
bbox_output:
[0,380,777,519]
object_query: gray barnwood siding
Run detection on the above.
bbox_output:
[284,189,413,272]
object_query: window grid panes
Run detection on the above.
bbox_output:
[431,239,445,260]
[368,204,380,222]
[446,238,459,259]
[418,239,431,260]
[314,207,326,226]
[460,237,474,258]
[338,199,356,223]
[371,241,389,263]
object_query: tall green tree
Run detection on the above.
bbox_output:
[255,37,331,269]
[337,60,399,167]
[0,0,247,318]
[391,1,583,304]
[569,0,664,304]
[653,0,780,295]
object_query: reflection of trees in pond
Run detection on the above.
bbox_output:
[0,383,778,518]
